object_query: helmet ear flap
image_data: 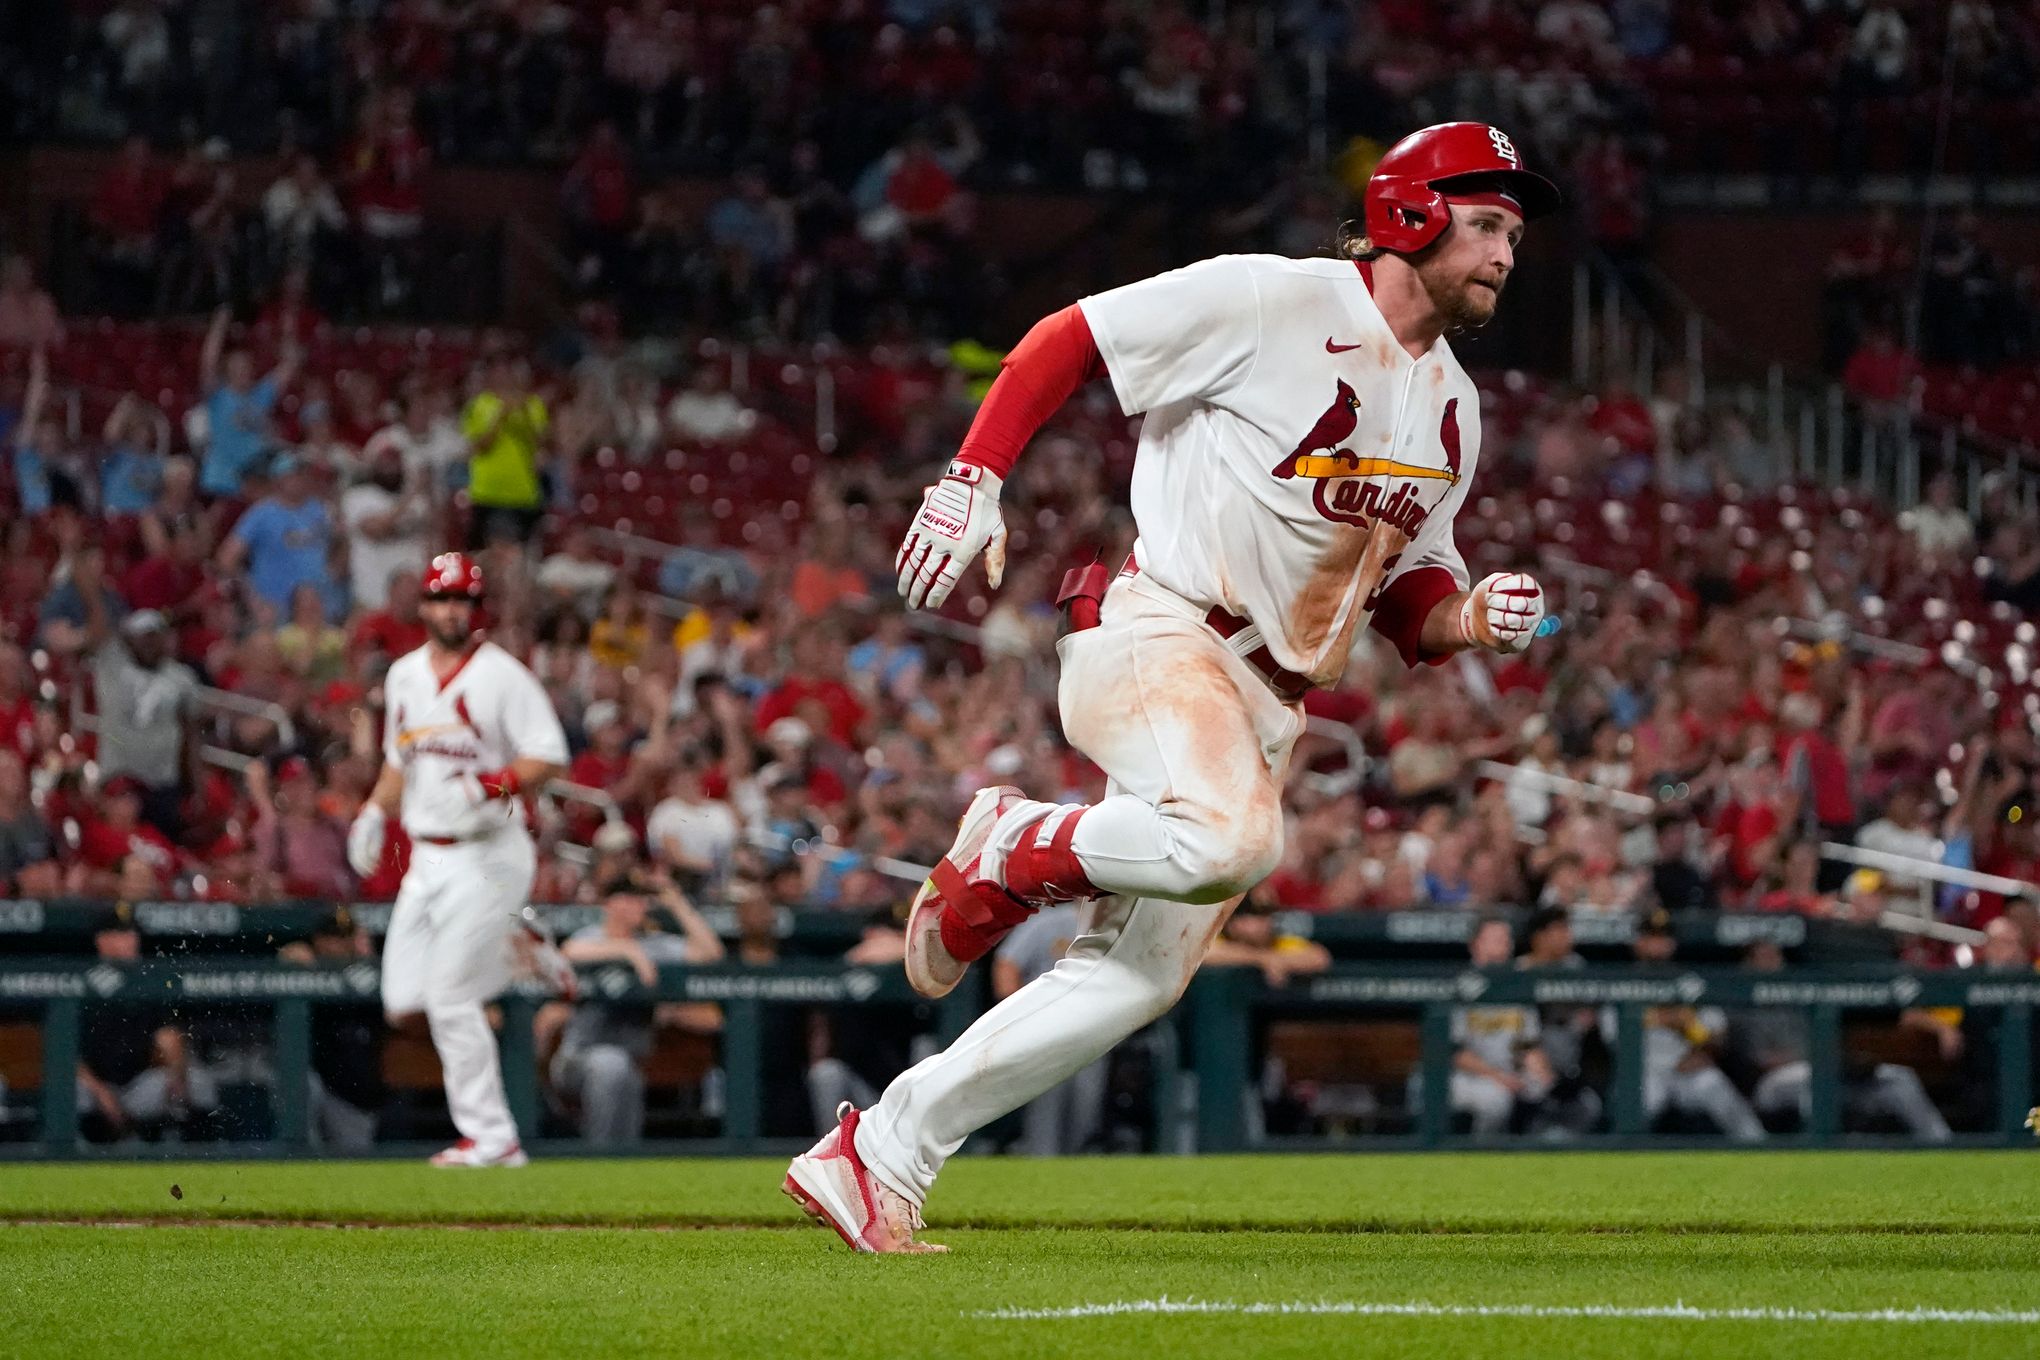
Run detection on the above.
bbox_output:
[1362,177,1451,255]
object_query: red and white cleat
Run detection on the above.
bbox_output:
[782,1105,946,1254]
[429,1138,529,1168]
[904,785,1026,999]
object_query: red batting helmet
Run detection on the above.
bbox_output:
[421,551,484,601]
[1362,123,1562,256]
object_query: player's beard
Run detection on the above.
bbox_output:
[1418,260,1505,334]
[427,612,474,651]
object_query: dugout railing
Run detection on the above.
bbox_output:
[1,956,2034,1158]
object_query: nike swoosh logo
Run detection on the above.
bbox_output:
[1325,338,1366,353]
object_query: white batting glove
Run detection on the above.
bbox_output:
[1460,571,1547,653]
[346,803,387,878]
[895,460,1008,610]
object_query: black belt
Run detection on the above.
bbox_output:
[1055,555,1313,703]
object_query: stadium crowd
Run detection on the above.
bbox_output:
[1,0,2037,1152]
[0,290,2035,971]
[14,0,2039,185]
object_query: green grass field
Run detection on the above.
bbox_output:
[4,1152,2038,1358]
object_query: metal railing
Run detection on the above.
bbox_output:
[193,686,296,750]
[1819,839,2029,947]
[541,780,626,866]
[1570,255,2038,514]
[1475,760,1660,817]
[66,693,259,776]
[1298,716,1370,797]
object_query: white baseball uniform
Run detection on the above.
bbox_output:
[859,255,1491,1200]
[379,639,568,1155]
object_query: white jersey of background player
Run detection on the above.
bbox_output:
[785,123,1561,1251]
[348,551,569,1168]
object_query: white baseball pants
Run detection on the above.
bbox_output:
[381,830,537,1155]
[859,571,1301,1201]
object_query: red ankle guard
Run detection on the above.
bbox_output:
[1002,807,1096,903]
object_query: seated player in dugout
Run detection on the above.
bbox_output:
[785,122,1564,1252]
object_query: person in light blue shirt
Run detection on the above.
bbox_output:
[9,347,75,517]
[218,456,334,617]
[197,305,299,498]
[100,395,164,516]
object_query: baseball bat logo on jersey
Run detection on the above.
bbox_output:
[1272,382,1460,531]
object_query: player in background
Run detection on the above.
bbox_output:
[785,123,1560,1250]
[348,552,571,1167]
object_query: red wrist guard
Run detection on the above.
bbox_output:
[476,767,522,800]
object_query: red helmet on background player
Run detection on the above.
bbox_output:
[1362,123,1562,255]
[421,551,484,601]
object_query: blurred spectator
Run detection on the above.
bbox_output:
[462,357,548,549]
[11,350,78,517]
[1841,322,1919,416]
[262,156,348,285]
[85,600,198,835]
[362,384,467,488]
[658,504,759,600]
[1439,915,1552,1136]
[1822,206,1910,370]
[789,521,870,619]
[1755,841,1836,915]
[89,136,168,316]
[1650,809,1719,913]
[196,307,300,499]
[755,631,866,747]
[534,524,617,617]
[562,122,636,288]
[664,367,757,443]
[646,758,740,892]
[38,539,125,656]
[341,442,432,612]
[1854,782,1942,900]
[0,751,60,897]
[249,759,353,901]
[351,571,427,664]
[100,396,167,516]
[78,921,220,1144]
[219,456,336,619]
[0,256,63,349]
[704,168,793,329]
[76,776,177,893]
[1733,938,1951,1140]
[1618,912,1764,1140]
[588,585,651,670]
[550,875,725,1146]
[276,584,348,683]
[1205,896,1333,988]
[345,88,431,310]
[1902,473,1974,561]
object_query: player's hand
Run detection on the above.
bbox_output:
[347,803,386,879]
[895,460,1007,610]
[1459,571,1547,653]
[455,768,522,805]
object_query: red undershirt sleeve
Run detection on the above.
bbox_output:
[955,303,1106,478]
[1369,564,1461,669]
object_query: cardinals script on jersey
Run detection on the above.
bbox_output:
[1082,254,1479,688]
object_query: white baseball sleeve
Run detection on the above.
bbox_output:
[1078,255,1265,416]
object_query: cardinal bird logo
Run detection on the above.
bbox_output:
[1440,397,1462,481]
[1272,380,1362,480]
[1273,380,1462,487]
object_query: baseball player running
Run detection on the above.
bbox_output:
[785,123,1561,1250]
[349,551,570,1167]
